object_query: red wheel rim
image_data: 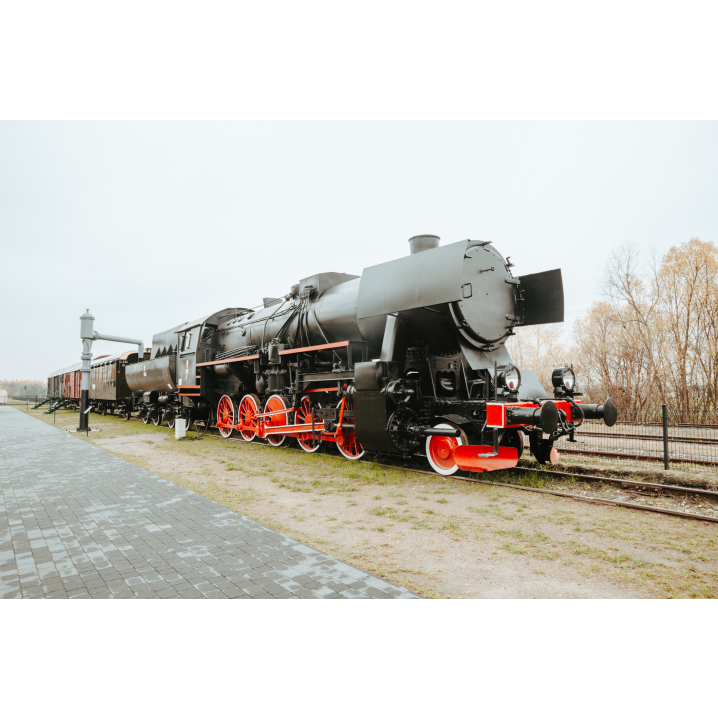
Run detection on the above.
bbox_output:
[238,395,259,442]
[337,428,364,459]
[217,395,235,438]
[426,423,463,475]
[336,399,364,460]
[264,395,289,446]
[295,398,321,453]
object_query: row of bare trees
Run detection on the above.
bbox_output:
[507,237,718,422]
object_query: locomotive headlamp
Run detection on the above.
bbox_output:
[552,366,576,393]
[498,365,521,393]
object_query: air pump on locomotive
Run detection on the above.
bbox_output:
[59,235,618,475]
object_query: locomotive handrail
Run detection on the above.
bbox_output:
[197,354,260,367]
[278,340,350,356]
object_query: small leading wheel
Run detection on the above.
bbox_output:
[237,394,260,442]
[295,397,321,453]
[167,417,176,429]
[152,410,163,426]
[426,422,466,476]
[336,399,364,460]
[142,414,151,424]
[184,415,194,431]
[217,395,236,438]
[264,395,289,447]
[501,428,524,460]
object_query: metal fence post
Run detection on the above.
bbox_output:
[661,404,668,470]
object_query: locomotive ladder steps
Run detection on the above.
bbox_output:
[44,399,72,414]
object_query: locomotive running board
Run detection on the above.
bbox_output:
[453,445,519,472]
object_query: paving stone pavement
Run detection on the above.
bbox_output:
[0,407,419,599]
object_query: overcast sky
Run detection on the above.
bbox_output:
[1,121,716,381]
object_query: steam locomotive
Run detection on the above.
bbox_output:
[48,235,616,475]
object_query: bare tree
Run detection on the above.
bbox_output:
[602,244,663,421]
[572,238,718,421]
[507,323,571,393]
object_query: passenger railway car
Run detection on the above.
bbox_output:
[88,350,139,416]
[47,362,82,406]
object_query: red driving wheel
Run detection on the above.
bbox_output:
[216,395,235,438]
[264,395,289,447]
[336,399,364,460]
[238,394,260,442]
[295,397,321,453]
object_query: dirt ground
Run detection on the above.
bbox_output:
[19,407,718,599]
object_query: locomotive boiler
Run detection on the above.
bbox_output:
[119,234,617,475]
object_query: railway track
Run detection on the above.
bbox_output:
[614,420,718,430]
[550,446,718,467]
[203,422,718,525]
[363,462,718,525]
[81,411,718,524]
[577,430,718,446]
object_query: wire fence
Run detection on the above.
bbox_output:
[1,393,48,407]
[547,405,718,469]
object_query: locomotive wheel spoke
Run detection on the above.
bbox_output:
[426,422,465,476]
[238,394,260,442]
[217,395,236,438]
[264,395,289,447]
[152,410,163,426]
[336,399,364,460]
[295,397,321,453]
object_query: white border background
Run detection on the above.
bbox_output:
[2,1,716,714]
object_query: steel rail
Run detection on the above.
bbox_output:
[556,446,718,467]
[577,430,718,446]
[614,420,718,430]
[364,462,718,524]
[509,466,718,499]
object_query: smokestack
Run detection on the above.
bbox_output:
[408,234,440,255]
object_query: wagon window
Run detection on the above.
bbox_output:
[186,334,192,350]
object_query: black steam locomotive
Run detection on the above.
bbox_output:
[52,235,617,475]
